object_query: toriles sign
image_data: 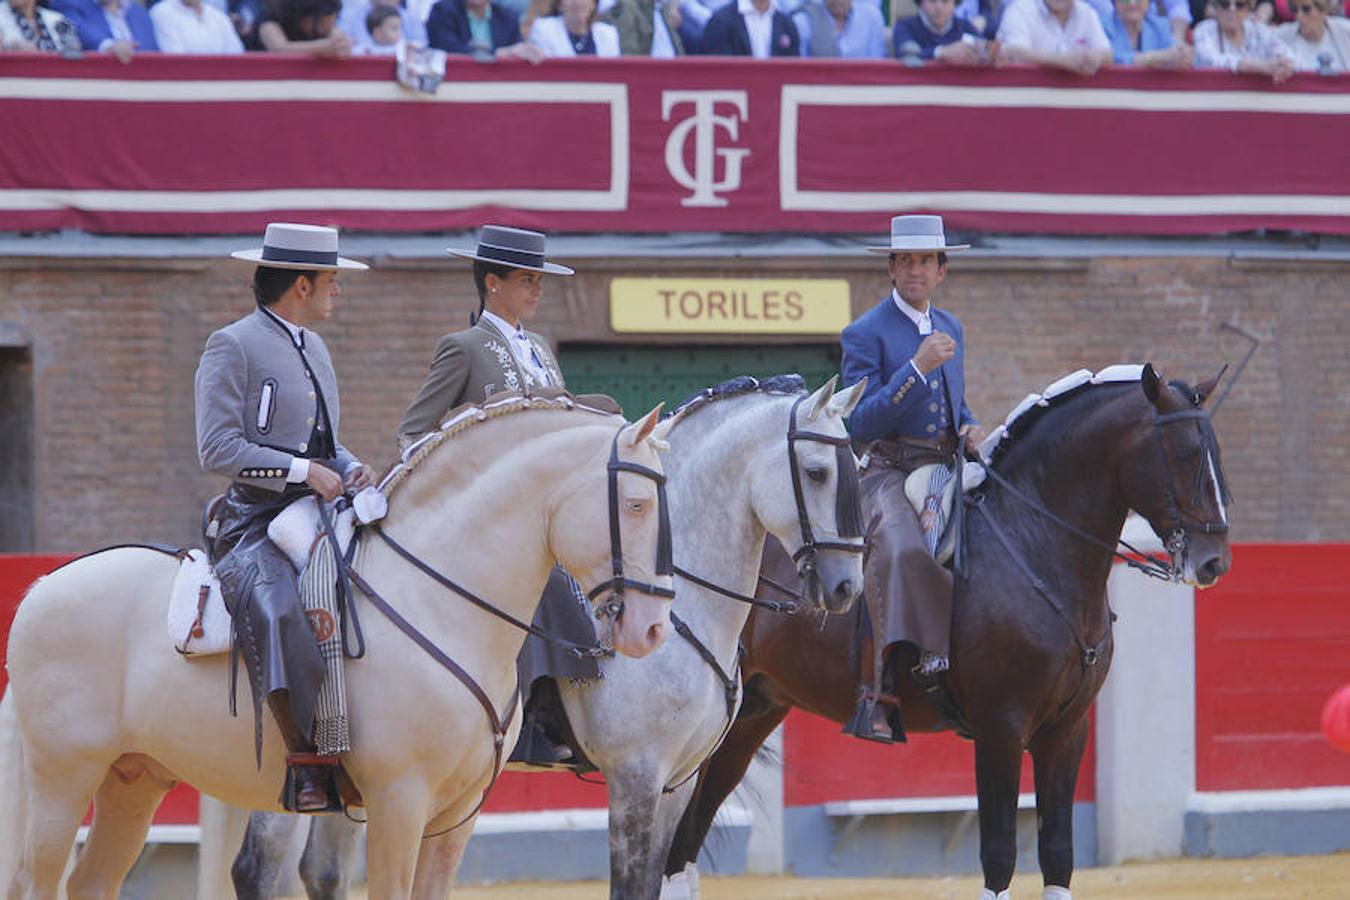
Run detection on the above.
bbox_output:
[610,278,850,334]
[1,56,1348,235]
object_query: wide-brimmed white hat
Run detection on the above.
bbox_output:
[231,223,368,271]
[866,214,970,254]
[448,225,574,276]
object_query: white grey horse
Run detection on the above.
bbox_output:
[204,376,866,899]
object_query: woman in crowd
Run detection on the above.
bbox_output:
[0,0,81,52]
[529,0,619,55]
[257,0,353,55]
[1100,0,1191,66]
[1193,0,1295,79]
[1275,0,1350,70]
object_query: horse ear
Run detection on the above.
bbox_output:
[828,377,867,419]
[623,404,665,450]
[806,375,839,422]
[1141,363,1163,406]
[649,413,677,448]
[1194,364,1228,406]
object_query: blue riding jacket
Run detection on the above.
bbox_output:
[840,293,976,445]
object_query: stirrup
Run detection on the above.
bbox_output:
[281,752,343,814]
[842,687,906,744]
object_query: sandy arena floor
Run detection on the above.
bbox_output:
[308,853,1350,898]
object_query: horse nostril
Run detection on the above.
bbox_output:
[646,622,667,648]
[1198,558,1224,585]
[835,580,853,600]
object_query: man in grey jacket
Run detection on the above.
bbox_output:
[196,222,373,812]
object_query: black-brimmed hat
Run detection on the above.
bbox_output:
[448,225,575,275]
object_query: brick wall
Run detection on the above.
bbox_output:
[0,251,1343,551]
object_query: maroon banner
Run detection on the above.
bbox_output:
[1,55,1348,235]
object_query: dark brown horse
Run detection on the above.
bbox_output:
[667,365,1233,898]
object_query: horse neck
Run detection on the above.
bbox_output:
[361,417,589,681]
[988,388,1144,620]
[664,398,778,661]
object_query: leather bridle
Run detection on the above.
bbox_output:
[1150,409,1230,569]
[785,394,866,578]
[586,428,677,623]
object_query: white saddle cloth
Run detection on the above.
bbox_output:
[167,495,365,658]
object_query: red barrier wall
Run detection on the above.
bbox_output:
[1195,543,1350,792]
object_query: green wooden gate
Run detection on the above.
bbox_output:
[558,344,842,417]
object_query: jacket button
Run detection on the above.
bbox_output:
[892,394,902,404]
[929,403,938,413]
[926,424,937,433]
[308,390,316,399]
[298,443,308,453]
[930,380,939,389]
[306,417,315,426]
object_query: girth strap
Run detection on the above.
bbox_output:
[663,611,740,794]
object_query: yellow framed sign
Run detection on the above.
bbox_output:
[610,278,851,335]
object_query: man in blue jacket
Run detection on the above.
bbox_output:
[425,0,541,59]
[51,0,158,61]
[839,214,986,743]
[700,0,800,56]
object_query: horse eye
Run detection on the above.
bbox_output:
[806,467,829,484]
[625,499,646,514]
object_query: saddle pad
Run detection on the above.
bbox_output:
[904,462,988,566]
[167,549,230,657]
[267,496,357,573]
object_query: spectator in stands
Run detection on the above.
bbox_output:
[701,0,801,56]
[229,0,266,48]
[50,0,159,62]
[1099,0,1191,64]
[530,0,621,53]
[794,0,887,57]
[258,0,354,54]
[0,0,81,52]
[892,0,988,62]
[601,0,683,55]
[956,0,1006,37]
[1276,0,1350,70]
[1084,0,1190,40]
[338,0,426,51]
[362,3,403,49]
[426,0,543,58]
[1193,0,1294,79]
[152,0,246,52]
[996,0,1112,73]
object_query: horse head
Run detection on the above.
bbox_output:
[1122,363,1233,588]
[550,405,674,658]
[760,376,868,613]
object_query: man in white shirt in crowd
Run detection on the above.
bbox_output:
[996,0,1111,73]
[700,0,801,56]
[152,0,245,52]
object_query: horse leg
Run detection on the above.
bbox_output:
[361,784,431,900]
[299,815,363,900]
[974,731,1025,899]
[232,810,306,900]
[10,760,105,900]
[606,764,665,900]
[665,703,788,877]
[410,815,476,900]
[653,780,698,899]
[1029,715,1091,899]
[66,763,173,900]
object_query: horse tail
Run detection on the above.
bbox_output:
[0,689,28,887]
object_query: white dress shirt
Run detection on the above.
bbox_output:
[480,310,555,388]
[891,289,935,377]
[528,15,621,56]
[738,0,775,58]
[997,0,1110,54]
[151,0,245,53]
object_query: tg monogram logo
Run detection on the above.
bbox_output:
[662,90,750,208]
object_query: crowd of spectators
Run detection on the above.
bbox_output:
[2,0,1346,76]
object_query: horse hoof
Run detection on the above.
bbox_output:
[1043,886,1072,900]
[979,890,1010,900]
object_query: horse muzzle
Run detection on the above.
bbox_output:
[595,588,672,658]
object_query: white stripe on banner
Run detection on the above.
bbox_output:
[780,189,1350,216]
[778,84,1350,215]
[0,187,625,213]
[0,80,630,213]
[780,83,1350,115]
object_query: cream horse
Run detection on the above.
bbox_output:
[0,395,675,899]
[212,376,869,899]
